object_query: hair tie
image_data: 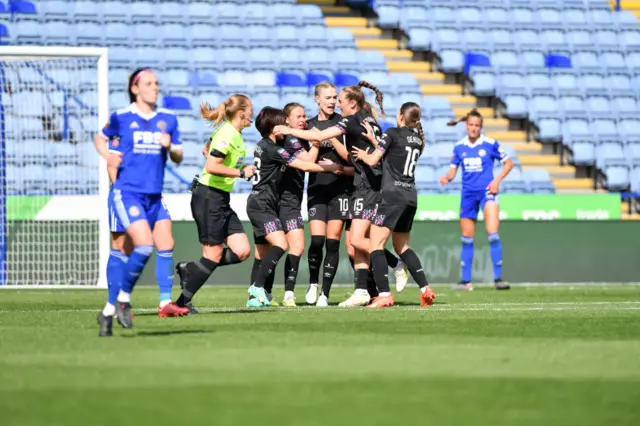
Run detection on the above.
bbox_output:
[131,69,151,88]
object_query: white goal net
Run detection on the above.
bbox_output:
[0,47,110,287]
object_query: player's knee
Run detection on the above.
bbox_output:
[236,247,251,261]
[309,235,325,252]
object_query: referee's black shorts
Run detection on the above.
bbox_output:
[191,183,244,245]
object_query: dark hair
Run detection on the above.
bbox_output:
[128,68,151,103]
[341,80,385,117]
[283,102,304,119]
[447,108,483,127]
[400,102,425,150]
[255,107,287,138]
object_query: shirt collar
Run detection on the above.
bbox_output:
[129,103,157,121]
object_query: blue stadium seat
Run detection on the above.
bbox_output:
[304,48,333,74]
[439,50,465,74]
[618,119,640,140]
[529,96,558,123]
[249,48,277,71]
[100,1,127,23]
[276,48,305,72]
[187,24,217,48]
[301,25,329,49]
[133,48,161,69]
[160,2,184,24]
[432,28,460,52]
[377,4,400,29]
[613,96,637,119]
[462,28,490,52]
[601,52,628,74]
[9,1,37,15]
[400,6,430,30]
[41,1,69,22]
[489,28,516,50]
[591,119,620,144]
[162,48,190,69]
[327,28,355,49]
[523,169,556,194]
[299,5,324,26]
[631,167,640,193]
[72,1,99,23]
[247,25,271,48]
[12,21,40,44]
[459,7,482,26]
[160,24,188,48]
[132,23,157,47]
[501,169,528,194]
[586,97,612,120]
[540,30,567,52]
[492,50,520,73]
[52,144,81,167]
[273,4,295,26]
[607,73,633,98]
[421,96,453,118]
[357,50,387,72]
[566,30,593,51]
[563,8,588,30]
[552,74,581,97]
[216,2,242,26]
[620,30,640,52]
[511,8,536,30]
[188,2,215,24]
[588,10,615,29]
[131,1,155,24]
[389,73,421,97]
[538,8,563,30]
[245,3,267,26]
[44,21,72,45]
[275,25,299,48]
[220,47,250,71]
[219,25,244,48]
[432,7,457,25]
[526,73,553,97]
[580,74,608,97]
[615,12,639,30]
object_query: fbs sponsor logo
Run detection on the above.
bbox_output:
[522,209,560,221]
[576,209,610,220]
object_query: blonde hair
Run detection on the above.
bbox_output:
[314,81,337,97]
[363,102,379,121]
[341,80,385,117]
[200,94,251,127]
[447,108,483,127]
[400,102,425,151]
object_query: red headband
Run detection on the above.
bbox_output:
[131,69,151,88]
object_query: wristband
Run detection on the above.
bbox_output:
[239,169,245,179]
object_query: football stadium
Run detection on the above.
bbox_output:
[1,0,640,425]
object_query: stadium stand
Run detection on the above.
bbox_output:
[1,0,639,217]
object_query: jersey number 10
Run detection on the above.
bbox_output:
[403,147,420,177]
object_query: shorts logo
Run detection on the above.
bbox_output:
[285,217,303,231]
[374,215,385,226]
[264,220,281,234]
[478,149,486,157]
[128,206,140,217]
[362,208,376,221]
[309,208,316,217]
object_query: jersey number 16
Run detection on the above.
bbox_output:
[403,147,420,178]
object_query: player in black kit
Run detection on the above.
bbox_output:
[273,81,404,308]
[352,102,437,308]
[303,82,355,307]
[246,107,339,308]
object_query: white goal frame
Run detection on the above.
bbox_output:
[0,46,110,288]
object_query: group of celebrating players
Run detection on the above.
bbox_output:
[93,67,513,337]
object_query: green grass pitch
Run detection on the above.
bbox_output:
[1,284,640,426]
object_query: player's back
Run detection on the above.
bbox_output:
[107,105,179,194]
[337,109,382,190]
[379,127,422,205]
[251,138,288,201]
[279,135,309,203]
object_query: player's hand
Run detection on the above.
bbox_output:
[106,152,123,168]
[319,159,339,173]
[487,180,500,194]
[242,165,256,179]
[351,146,367,161]
[360,121,376,144]
[160,132,171,149]
[202,141,211,158]
[273,125,292,137]
[439,175,450,186]
[310,140,321,148]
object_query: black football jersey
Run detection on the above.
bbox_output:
[278,135,310,203]
[251,138,293,202]
[306,113,351,192]
[377,127,424,206]
[335,109,383,191]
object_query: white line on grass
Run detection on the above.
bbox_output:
[1,301,640,314]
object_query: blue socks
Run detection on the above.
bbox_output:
[119,245,153,297]
[460,236,474,283]
[106,249,127,305]
[156,249,174,303]
[488,233,503,280]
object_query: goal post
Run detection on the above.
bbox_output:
[0,46,110,288]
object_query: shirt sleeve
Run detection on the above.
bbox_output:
[450,146,461,168]
[169,116,181,148]
[491,140,508,163]
[209,126,232,156]
[376,132,394,154]
[100,112,119,140]
[273,146,296,165]
[285,137,305,158]
[334,115,359,137]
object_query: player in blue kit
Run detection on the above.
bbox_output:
[96,68,190,337]
[440,109,513,291]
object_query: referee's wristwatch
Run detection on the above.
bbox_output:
[239,168,246,179]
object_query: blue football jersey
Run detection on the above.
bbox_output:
[449,134,508,192]
[101,104,181,194]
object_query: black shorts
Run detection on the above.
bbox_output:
[374,202,416,233]
[191,184,244,245]
[307,190,350,223]
[279,202,304,233]
[246,193,283,242]
[350,186,381,221]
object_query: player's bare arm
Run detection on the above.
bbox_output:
[487,157,514,194]
[350,146,383,167]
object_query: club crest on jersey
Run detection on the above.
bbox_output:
[128,206,140,217]
[129,121,139,129]
[112,138,120,148]
[157,120,167,132]
[309,208,316,217]
[478,149,486,157]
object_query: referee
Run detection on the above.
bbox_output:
[174,94,257,312]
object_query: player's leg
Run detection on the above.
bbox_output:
[282,211,304,307]
[98,232,127,337]
[306,203,328,304]
[219,214,251,267]
[249,230,288,307]
[318,219,344,306]
[392,213,436,307]
[368,224,395,308]
[483,196,510,290]
[339,218,372,307]
[456,193,480,290]
[252,238,279,306]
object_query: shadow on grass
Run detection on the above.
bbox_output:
[121,329,215,338]
[134,308,270,317]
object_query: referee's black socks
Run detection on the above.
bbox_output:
[400,248,429,289]
[176,257,218,307]
[254,246,285,288]
[308,236,325,285]
[370,249,391,293]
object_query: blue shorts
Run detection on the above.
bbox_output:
[109,189,171,231]
[460,190,499,220]
[108,191,126,233]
